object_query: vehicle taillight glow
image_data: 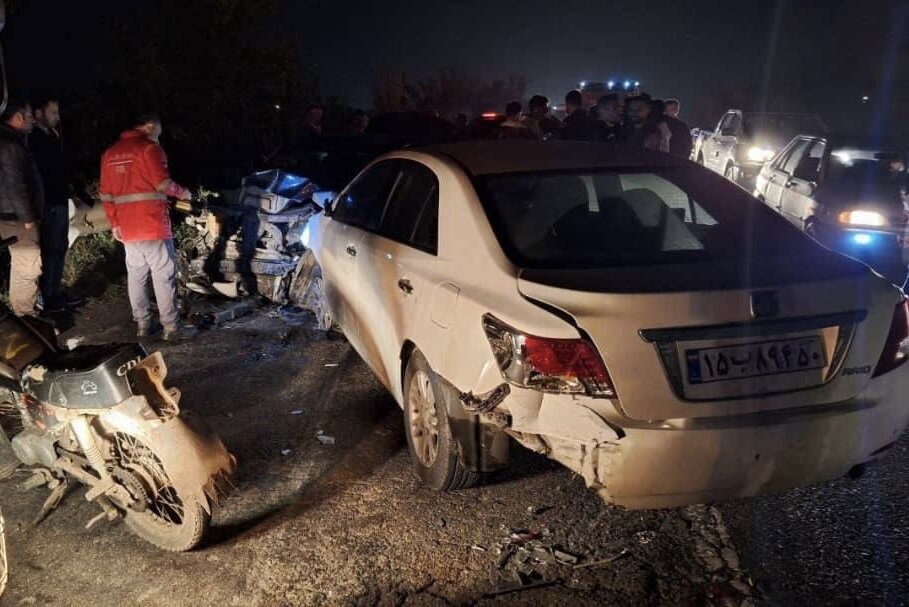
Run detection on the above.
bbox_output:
[482,314,615,398]
[481,112,498,119]
[873,299,909,377]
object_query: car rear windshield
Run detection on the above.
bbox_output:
[827,147,907,188]
[475,167,820,269]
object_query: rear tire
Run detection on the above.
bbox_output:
[403,351,478,491]
[112,432,210,552]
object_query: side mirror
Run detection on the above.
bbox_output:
[311,190,337,216]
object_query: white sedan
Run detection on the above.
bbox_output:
[299,140,909,509]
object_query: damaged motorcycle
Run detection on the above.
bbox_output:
[0,257,235,551]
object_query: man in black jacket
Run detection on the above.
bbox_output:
[0,98,44,316]
[31,95,81,311]
[562,90,597,141]
[664,99,693,159]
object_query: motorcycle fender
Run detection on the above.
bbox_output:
[99,397,236,515]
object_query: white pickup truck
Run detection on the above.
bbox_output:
[692,109,826,189]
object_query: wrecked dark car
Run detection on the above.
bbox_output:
[175,170,325,307]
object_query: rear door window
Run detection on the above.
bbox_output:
[792,141,825,182]
[781,139,811,174]
[332,161,399,231]
[379,161,439,254]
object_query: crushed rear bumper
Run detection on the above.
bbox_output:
[500,366,909,509]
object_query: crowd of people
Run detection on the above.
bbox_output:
[0,96,197,341]
[484,89,694,159]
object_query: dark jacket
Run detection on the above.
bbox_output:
[562,109,598,141]
[30,126,70,208]
[666,116,693,159]
[0,124,44,223]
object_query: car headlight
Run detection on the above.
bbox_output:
[746,146,775,162]
[838,210,887,227]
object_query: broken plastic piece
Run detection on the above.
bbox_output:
[460,383,510,413]
[315,434,335,445]
[280,448,292,456]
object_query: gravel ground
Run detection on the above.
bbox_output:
[0,288,906,606]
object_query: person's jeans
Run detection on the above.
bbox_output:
[0,221,42,316]
[124,239,179,331]
[39,205,70,305]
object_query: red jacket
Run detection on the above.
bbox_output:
[99,130,189,241]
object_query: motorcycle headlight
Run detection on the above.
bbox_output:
[746,146,775,162]
[838,210,887,227]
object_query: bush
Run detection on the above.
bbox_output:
[63,232,124,296]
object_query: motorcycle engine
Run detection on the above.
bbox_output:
[10,427,57,468]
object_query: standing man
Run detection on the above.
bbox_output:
[499,101,533,139]
[562,90,597,141]
[525,95,561,140]
[0,98,43,317]
[30,95,80,311]
[595,93,622,144]
[99,113,196,341]
[664,98,693,159]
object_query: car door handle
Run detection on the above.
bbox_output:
[346,245,357,257]
[785,180,796,188]
[397,279,413,294]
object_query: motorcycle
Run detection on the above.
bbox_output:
[0,235,235,551]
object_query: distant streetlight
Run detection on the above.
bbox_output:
[861,96,869,103]
[274,103,282,111]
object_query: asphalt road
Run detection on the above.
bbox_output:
[0,290,906,606]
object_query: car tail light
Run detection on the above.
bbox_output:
[482,314,615,398]
[873,299,909,377]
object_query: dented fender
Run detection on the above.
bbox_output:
[98,398,235,514]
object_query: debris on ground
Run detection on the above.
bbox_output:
[64,337,84,350]
[636,530,658,545]
[315,431,335,445]
[324,363,339,368]
[280,448,292,456]
[289,410,303,415]
[193,298,262,328]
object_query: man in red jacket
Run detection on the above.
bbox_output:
[100,114,196,341]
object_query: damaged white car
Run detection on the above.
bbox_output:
[300,140,909,509]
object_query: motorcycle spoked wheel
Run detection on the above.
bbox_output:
[111,432,209,552]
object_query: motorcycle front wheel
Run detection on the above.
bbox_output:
[111,432,210,552]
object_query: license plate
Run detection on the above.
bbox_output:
[686,337,826,385]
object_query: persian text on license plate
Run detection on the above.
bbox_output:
[686,337,826,385]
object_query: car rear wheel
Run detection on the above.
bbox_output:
[403,350,478,491]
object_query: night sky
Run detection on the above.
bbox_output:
[2,0,903,131]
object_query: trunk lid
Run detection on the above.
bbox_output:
[517,257,898,421]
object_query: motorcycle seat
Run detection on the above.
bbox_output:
[25,344,147,409]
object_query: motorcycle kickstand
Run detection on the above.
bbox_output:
[31,479,69,527]
[85,498,120,531]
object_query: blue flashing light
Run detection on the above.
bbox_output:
[624,80,631,89]
[634,81,640,87]
[607,80,615,89]
[580,81,586,87]
[853,233,872,245]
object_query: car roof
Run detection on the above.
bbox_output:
[412,140,690,176]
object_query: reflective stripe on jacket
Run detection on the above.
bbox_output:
[99,130,182,241]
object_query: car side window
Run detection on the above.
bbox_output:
[781,140,811,174]
[772,141,797,169]
[792,141,824,182]
[718,113,735,134]
[332,161,399,230]
[379,161,439,254]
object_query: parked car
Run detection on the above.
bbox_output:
[754,135,909,286]
[299,140,909,509]
[693,110,827,189]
